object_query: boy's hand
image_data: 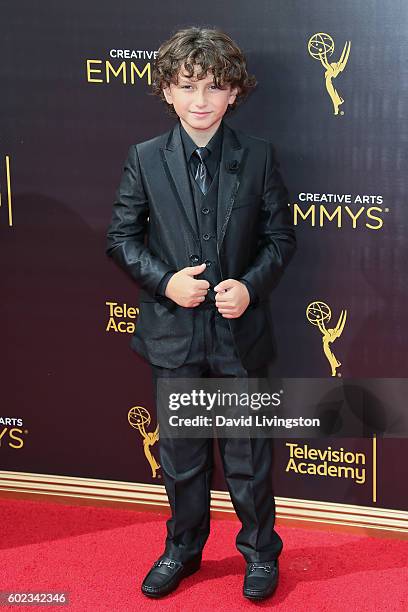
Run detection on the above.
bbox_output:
[214,279,250,318]
[165,263,210,307]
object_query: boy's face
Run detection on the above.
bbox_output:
[162,64,239,136]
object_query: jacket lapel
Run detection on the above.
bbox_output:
[160,120,247,248]
[161,122,198,244]
[217,121,246,247]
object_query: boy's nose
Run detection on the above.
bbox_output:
[194,90,207,106]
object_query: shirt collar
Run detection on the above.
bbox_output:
[179,119,224,162]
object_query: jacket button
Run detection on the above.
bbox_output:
[203,233,210,241]
[204,259,212,267]
[201,207,210,215]
[190,255,199,264]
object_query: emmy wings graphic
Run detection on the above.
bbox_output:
[306,301,347,377]
[308,33,351,116]
[128,406,160,478]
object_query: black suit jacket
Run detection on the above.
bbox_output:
[106,119,296,369]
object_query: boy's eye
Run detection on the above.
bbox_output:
[181,84,220,90]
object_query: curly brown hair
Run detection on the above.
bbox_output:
[150,26,257,117]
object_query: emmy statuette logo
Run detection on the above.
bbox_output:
[128,406,160,478]
[0,155,13,227]
[306,301,347,377]
[308,33,351,116]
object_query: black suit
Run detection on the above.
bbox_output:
[106,118,296,564]
[106,119,296,370]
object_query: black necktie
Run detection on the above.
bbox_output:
[193,147,212,195]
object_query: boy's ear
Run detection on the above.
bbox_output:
[228,87,239,104]
[162,86,173,105]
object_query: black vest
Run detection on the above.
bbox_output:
[188,163,222,303]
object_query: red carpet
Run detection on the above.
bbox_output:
[0,498,407,611]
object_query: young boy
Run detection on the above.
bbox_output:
[106,26,296,601]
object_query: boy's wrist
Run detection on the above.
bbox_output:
[238,279,258,306]
[156,271,176,297]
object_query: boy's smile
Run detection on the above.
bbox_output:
[162,65,239,145]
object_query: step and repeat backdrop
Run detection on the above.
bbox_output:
[1,1,407,513]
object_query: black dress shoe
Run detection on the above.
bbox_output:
[243,560,279,600]
[141,554,202,598]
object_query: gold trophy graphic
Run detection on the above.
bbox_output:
[128,406,160,478]
[306,301,347,377]
[308,33,351,115]
[0,155,13,226]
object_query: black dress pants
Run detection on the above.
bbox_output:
[151,305,283,563]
